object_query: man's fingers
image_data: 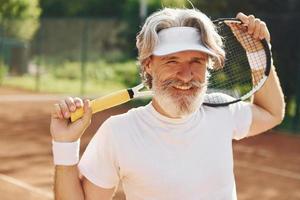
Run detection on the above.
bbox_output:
[259,22,271,43]
[236,12,271,43]
[81,99,92,125]
[236,12,255,34]
[73,97,84,108]
[236,12,249,24]
[53,103,63,119]
[253,19,261,40]
[55,97,87,121]
[59,100,71,119]
[247,15,255,34]
[83,99,92,115]
[65,97,76,112]
[259,22,267,40]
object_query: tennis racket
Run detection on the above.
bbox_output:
[70,18,272,122]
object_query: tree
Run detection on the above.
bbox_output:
[40,0,126,18]
[0,0,41,41]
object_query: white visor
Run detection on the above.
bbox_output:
[153,27,217,58]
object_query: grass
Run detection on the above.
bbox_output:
[2,74,128,95]
[1,58,140,96]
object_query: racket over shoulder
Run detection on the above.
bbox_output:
[70,83,152,122]
[203,18,272,107]
[70,18,272,122]
[70,89,132,122]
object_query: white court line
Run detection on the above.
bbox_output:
[0,173,53,199]
[234,146,273,156]
[235,161,300,181]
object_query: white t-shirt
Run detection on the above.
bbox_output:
[79,101,252,200]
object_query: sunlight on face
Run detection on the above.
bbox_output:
[149,51,209,117]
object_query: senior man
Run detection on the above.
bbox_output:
[50,8,285,200]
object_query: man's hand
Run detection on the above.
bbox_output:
[225,12,270,53]
[50,97,92,142]
[236,12,270,43]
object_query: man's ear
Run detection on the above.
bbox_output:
[143,57,152,75]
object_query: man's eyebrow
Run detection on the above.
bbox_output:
[191,57,206,61]
[161,56,179,61]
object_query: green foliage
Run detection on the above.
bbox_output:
[0,0,41,41]
[159,0,187,7]
[2,58,139,95]
[110,60,140,87]
[47,58,139,87]
[2,74,124,95]
[0,60,8,85]
[40,0,187,18]
[189,0,300,16]
[52,61,81,80]
[40,0,126,18]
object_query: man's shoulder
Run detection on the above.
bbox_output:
[98,105,149,143]
[200,93,252,126]
[203,93,235,106]
[104,105,148,127]
[202,93,250,113]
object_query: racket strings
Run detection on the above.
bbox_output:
[205,20,268,104]
[209,24,252,94]
[232,23,266,88]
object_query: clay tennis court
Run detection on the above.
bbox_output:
[0,86,299,200]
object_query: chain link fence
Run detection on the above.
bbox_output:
[0,18,139,94]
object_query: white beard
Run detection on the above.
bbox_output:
[152,76,207,118]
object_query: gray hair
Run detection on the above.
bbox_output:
[136,8,225,88]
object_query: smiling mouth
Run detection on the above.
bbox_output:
[173,85,193,90]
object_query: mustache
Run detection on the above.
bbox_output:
[160,79,207,90]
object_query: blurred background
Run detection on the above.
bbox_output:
[0,0,299,200]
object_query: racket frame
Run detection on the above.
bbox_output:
[202,18,272,107]
[70,18,272,122]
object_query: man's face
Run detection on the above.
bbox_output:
[146,50,209,117]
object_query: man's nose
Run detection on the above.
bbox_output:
[176,64,194,83]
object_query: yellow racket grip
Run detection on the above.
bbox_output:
[70,89,131,122]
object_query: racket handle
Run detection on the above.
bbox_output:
[70,89,131,122]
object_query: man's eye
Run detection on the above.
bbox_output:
[192,60,203,64]
[192,61,206,66]
[166,60,178,64]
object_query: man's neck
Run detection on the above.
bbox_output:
[151,98,184,119]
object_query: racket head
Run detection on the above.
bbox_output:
[203,18,272,107]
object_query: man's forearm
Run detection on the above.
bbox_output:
[54,165,84,200]
[253,65,285,122]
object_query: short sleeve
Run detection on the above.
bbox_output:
[229,101,252,140]
[78,120,120,188]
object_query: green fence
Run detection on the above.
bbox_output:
[0,18,140,95]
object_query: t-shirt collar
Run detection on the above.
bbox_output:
[146,101,198,124]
